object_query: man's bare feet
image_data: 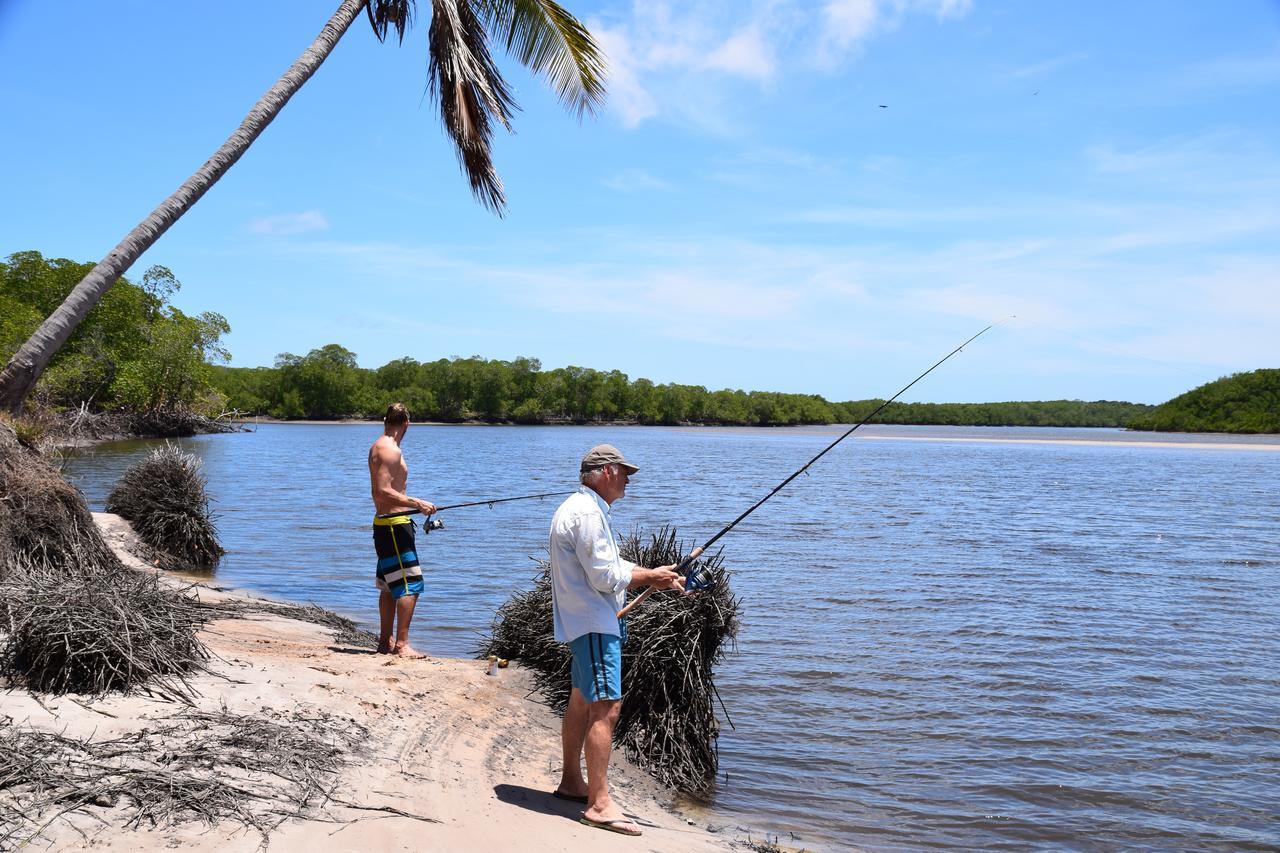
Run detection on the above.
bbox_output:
[392,644,427,659]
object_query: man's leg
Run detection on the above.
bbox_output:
[582,699,637,829]
[377,590,395,653]
[558,687,590,798]
[391,593,423,657]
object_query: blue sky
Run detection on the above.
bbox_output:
[2,1,1277,404]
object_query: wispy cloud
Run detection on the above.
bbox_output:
[601,168,672,192]
[1010,51,1089,79]
[247,210,329,236]
[272,207,1278,400]
[1084,130,1280,195]
[1177,42,1280,90]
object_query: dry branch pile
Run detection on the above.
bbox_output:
[0,425,209,698]
[0,706,370,849]
[106,443,224,568]
[480,526,740,795]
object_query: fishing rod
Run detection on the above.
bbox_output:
[375,490,574,526]
[617,321,1000,619]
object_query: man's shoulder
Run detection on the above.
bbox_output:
[371,436,401,458]
[551,491,595,526]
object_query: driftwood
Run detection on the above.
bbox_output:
[480,526,740,795]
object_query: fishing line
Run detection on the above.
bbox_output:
[618,320,1005,618]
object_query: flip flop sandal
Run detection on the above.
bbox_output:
[579,815,642,836]
[552,789,588,804]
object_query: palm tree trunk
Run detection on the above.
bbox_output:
[0,0,368,414]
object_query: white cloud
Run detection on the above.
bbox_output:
[591,0,972,129]
[247,210,329,236]
[818,0,879,57]
[702,27,776,82]
[593,24,658,128]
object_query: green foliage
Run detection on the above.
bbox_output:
[209,347,1156,428]
[832,398,1152,428]
[1128,370,1280,434]
[1,251,231,414]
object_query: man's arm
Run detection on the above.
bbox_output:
[371,442,436,514]
[630,565,684,592]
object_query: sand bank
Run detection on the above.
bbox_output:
[0,515,744,852]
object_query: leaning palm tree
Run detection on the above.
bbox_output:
[0,0,605,413]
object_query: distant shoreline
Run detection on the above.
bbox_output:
[225,419,1280,450]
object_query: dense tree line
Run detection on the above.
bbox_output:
[1127,370,1279,433]
[1,251,229,414]
[210,345,1154,428]
[834,398,1154,428]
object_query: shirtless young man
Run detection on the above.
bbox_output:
[368,403,436,657]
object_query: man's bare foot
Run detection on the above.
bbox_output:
[392,644,427,659]
[376,642,392,654]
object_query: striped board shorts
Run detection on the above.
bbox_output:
[373,514,424,598]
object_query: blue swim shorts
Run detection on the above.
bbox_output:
[373,515,424,599]
[569,632,623,703]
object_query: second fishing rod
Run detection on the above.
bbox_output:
[376,490,573,531]
[617,322,999,619]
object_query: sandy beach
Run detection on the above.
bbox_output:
[0,514,747,852]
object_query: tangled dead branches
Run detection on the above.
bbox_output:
[480,525,740,795]
[200,598,378,650]
[0,705,370,848]
[106,443,224,568]
[0,551,210,700]
[0,425,210,699]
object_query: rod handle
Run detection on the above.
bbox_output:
[616,587,653,620]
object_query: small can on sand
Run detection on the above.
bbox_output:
[486,655,499,676]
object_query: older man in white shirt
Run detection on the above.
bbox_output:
[549,444,682,837]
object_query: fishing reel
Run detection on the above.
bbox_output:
[421,516,445,534]
[680,558,715,593]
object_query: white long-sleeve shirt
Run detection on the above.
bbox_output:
[549,486,635,643]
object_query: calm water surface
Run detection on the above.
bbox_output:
[62,424,1280,851]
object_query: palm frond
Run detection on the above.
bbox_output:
[477,0,608,119]
[429,0,518,214]
[367,0,414,44]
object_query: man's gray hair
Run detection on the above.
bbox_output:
[580,463,618,485]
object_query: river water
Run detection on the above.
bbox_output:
[61,423,1280,850]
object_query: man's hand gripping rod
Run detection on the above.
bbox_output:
[617,322,1000,619]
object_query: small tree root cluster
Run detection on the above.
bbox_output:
[106,443,224,568]
[0,425,209,699]
[480,526,740,796]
